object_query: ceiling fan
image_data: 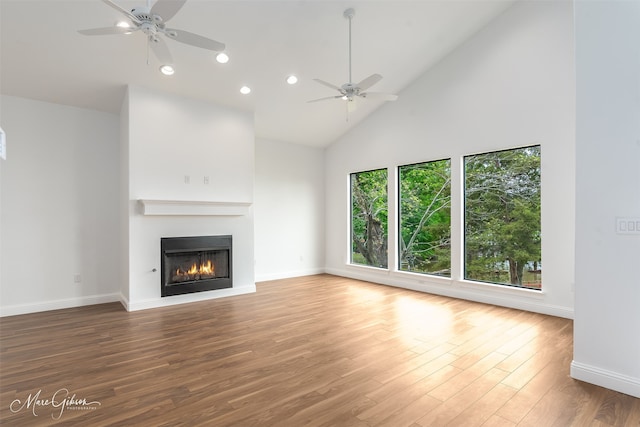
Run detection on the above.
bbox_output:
[308,8,398,111]
[78,0,225,66]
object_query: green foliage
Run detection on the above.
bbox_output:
[351,169,388,268]
[464,146,541,288]
[399,159,451,276]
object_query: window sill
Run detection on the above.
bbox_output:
[346,263,390,274]
[459,279,545,299]
[392,269,453,286]
[342,265,545,300]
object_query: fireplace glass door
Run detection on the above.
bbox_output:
[161,235,232,297]
[164,249,229,285]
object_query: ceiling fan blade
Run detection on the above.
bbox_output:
[356,74,383,91]
[150,37,174,64]
[312,79,343,92]
[78,26,136,36]
[165,28,225,51]
[360,92,398,101]
[151,0,187,23]
[307,96,342,103]
[101,0,142,25]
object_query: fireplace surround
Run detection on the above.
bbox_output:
[161,235,232,297]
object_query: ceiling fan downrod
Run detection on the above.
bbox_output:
[306,7,397,107]
[344,8,355,84]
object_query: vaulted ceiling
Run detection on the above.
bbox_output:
[0,0,514,147]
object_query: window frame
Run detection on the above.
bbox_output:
[462,145,542,291]
[397,158,452,278]
[349,167,389,269]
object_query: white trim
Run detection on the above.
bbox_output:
[0,293,121,317]
[571,361,640,398]
[326,267,573,319]
[393,269,454,286]
[344,265,546,298]
[138,199,252,216]
[119,292,130,311]
[345,263,390,275]
[125,285,256,311]
[459,279,545,299]
[255,268,326,283]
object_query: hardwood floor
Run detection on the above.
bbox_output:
[1,274,638,426]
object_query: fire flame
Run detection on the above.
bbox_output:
[176,260,214,277]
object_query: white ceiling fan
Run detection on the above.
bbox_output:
[308,8,398,111]
[78,0,225,66]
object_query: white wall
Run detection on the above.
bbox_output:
[325,1,575,318]
[119,90,130,303]
[254,138,325,281]
[0,95,120,316]
[124,86,256,310]
[572,0,640,398]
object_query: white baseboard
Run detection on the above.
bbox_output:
[0,293,121,317]
[125,284,257,312]
[255,268,326,283]
[1,285,258,316]
[325,267,574,319]
[571,361,640,398]
[118,292,130,311]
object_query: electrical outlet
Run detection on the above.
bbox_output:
[74,274,82,283]
[204,176,210,184]
[184,175,190,184]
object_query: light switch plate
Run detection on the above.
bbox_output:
[616,217,640,235]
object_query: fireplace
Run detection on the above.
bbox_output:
[161,235,232,297]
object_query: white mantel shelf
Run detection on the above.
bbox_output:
[139,200,252,216]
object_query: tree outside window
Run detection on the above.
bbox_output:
[350,169,388,268]
[464,146,542,289]
[398,159,451,277]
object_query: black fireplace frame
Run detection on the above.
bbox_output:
[161,235,232,297]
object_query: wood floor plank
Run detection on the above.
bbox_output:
[427,352,508,402]
[495,356,569,423]
[518,387,584,427]
[419,367,511,426]
[450,383,518,427]
[1,274,637,426]
[482,414,518,426]
[373,393,441,427]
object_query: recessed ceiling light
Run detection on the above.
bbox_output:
[240,86,251,95]
[216,52,229,64]
[159,65,175,76]
[286,75,298,85]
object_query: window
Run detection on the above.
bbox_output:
[398,159,451,277]
[350,169,388,268]
[464,146,541,289]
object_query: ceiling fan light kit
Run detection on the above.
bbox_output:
[308,7,398,110]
